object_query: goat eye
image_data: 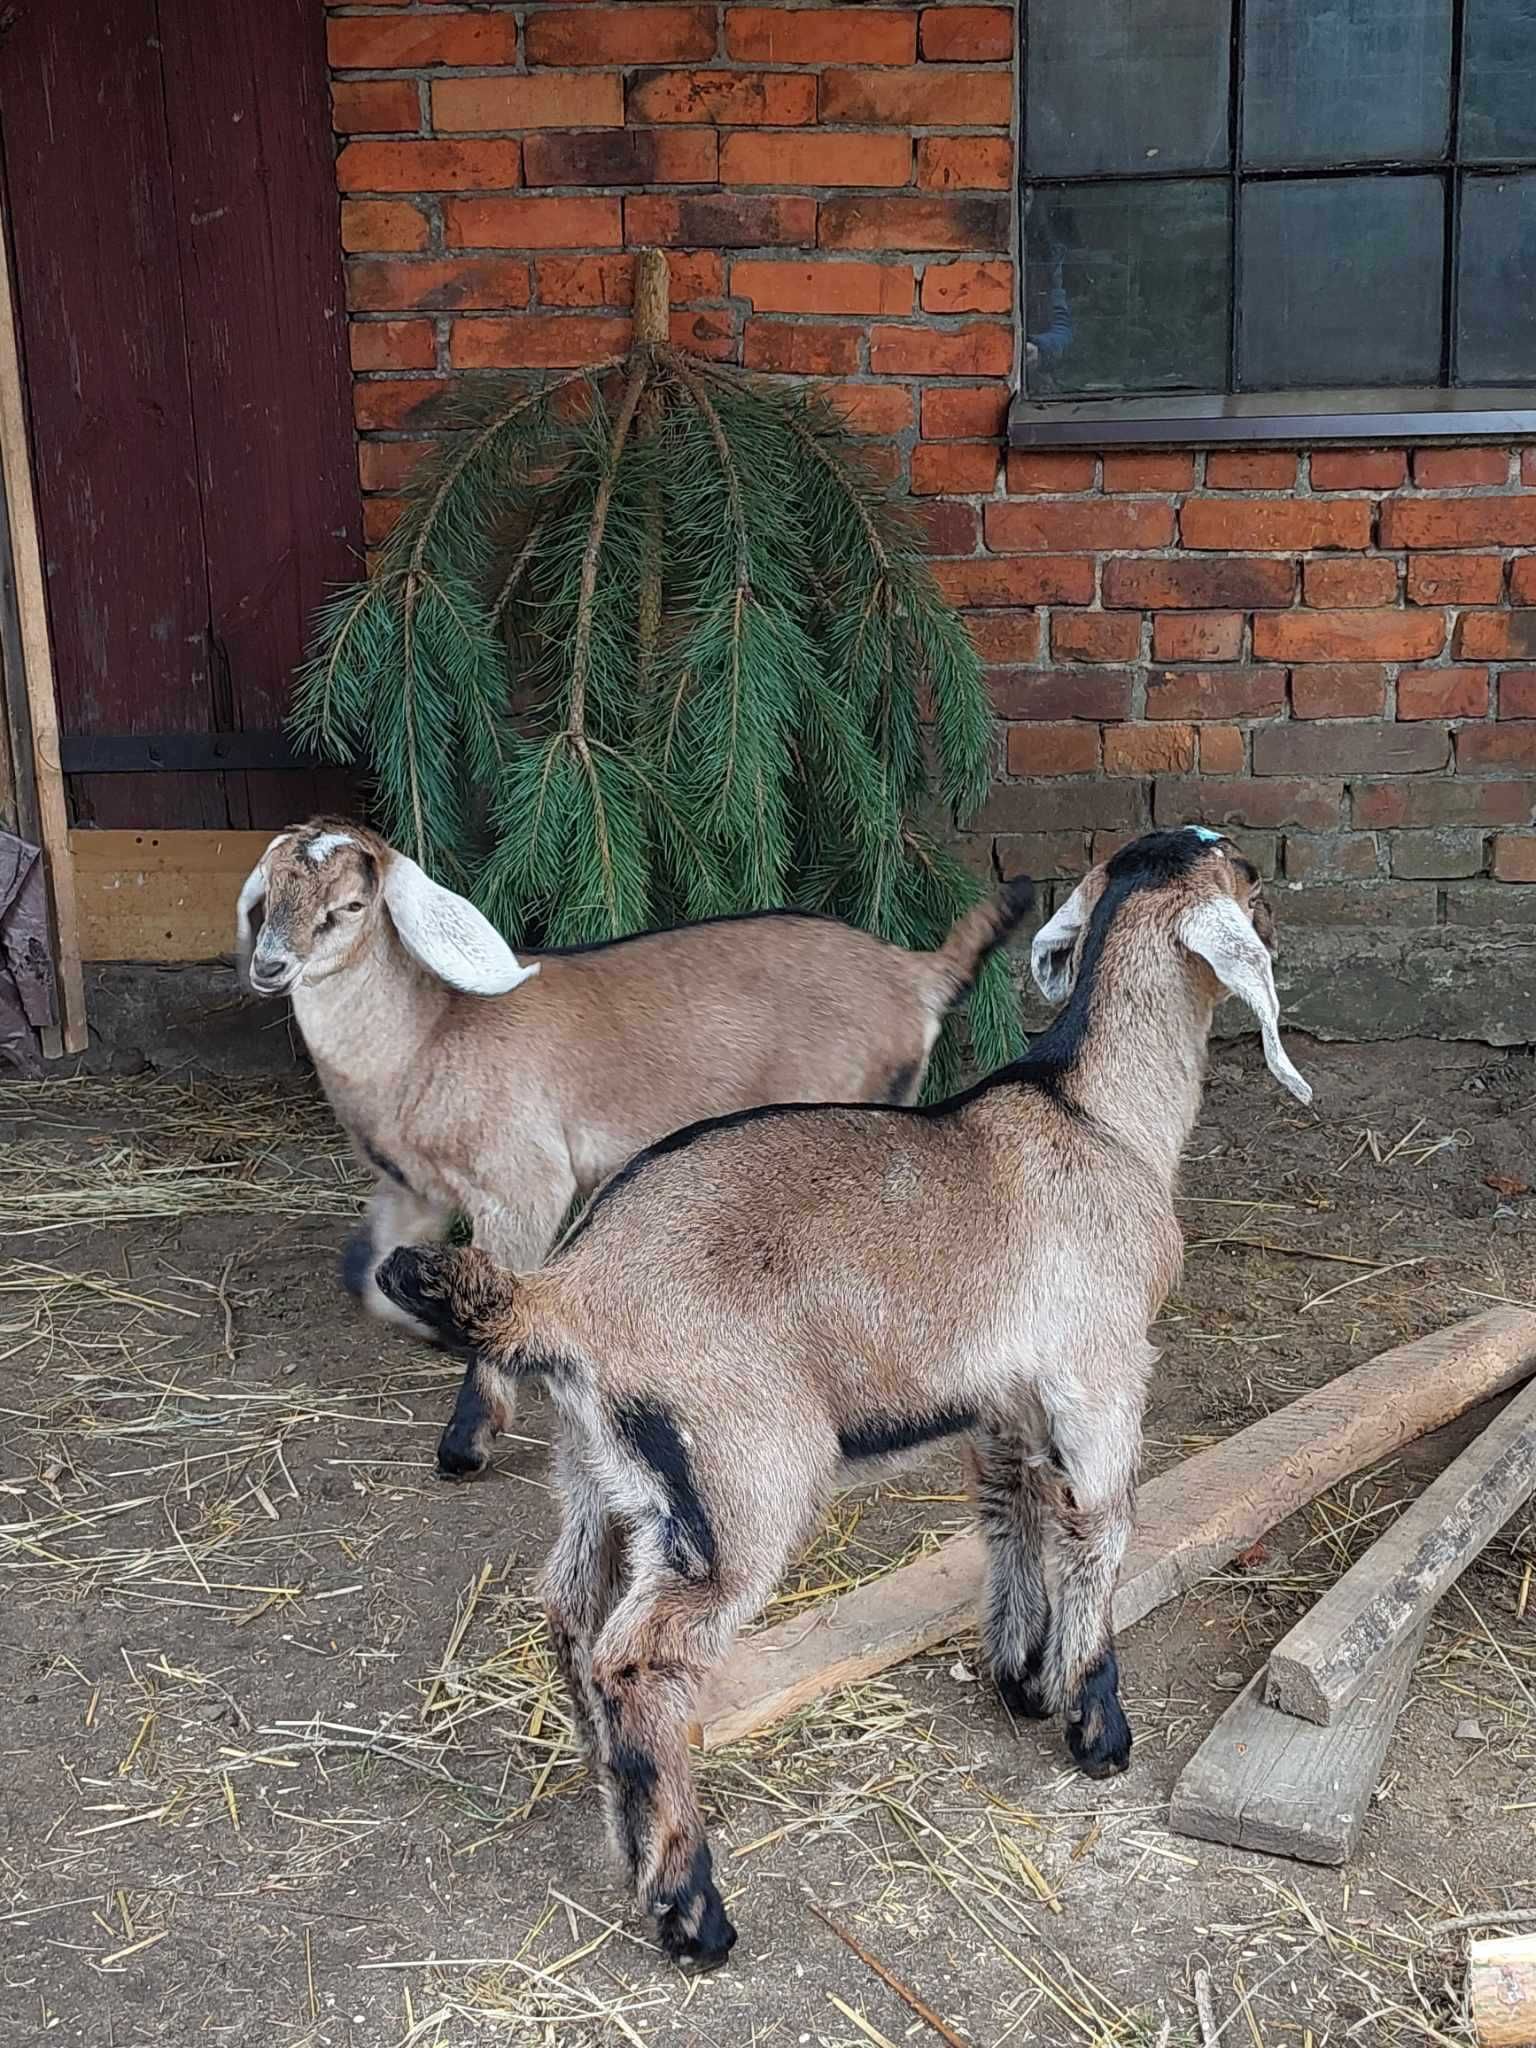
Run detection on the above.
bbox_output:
[342,899,366,914]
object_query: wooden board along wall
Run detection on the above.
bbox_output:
[73,830,269,962]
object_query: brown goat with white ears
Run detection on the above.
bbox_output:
[377,825,1312,1970]
[236,818,1031,1366]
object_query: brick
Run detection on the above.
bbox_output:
[358,437,435,494]
[1180,498,1372,550]
[1406,553,1506,606]
[1004,450,1094,494]
[328,12,517,69]
[913,497,978,552]
[935,557,1095,607]
[1199,725,1246,774]
[627,69,817,125]
[624,193,816,246]
[720,131,911,186]
[1381,498,1536,548]
[1514,558,1536,605]
[349,257,532,313]
[1502,672,1536,718]
[988,669,1131,720]
[966,611,1040,664]
[986,499,1172,552]
[525,128,717,187]
[1457,722,1536,771]
[1444,881,1536,926]
[870,323,1012,377]
[1284,832,1381,882]
[994,832,1089,880]
[1493,834,1536,881]
[1104,723,1195,775]
[917,136,1012,189]
[363,496,406,546]
[538,250,723,307]
[1007,723,1101,775]
[1526,451,1536,487]
[819,194,1008,252]
[1154,778,1343,832]
[1103,556,1294,610]
[1146,668,1285,720]
[1152,612,1242,662]
[742,320,862,375]
[1310,448,1408,490]
[1289,664,1388,719]
[921,259,1012,314]
[449,313,631,369]
[1353,779,1536,828]
[726,6,917,62]
[819,66,1013,125]
[433,73,624,133]
[350,318,435,371]
[1303,557,1398,607]
[1252,609,1446,662]
[353,377,449,431]
[1100,452,1195,493]
[1282,882,1437,928]
[446,195,621,249]
[909,441,999,494]
[1453,610,1536,661]
[527,9,716,67]
[972,779,1144,834]
[1254,722,1449,776]
[331,81,420,137]
[1397,666,1489,720]
[340,199,430,254]
[1390,830,1488,879]
[668,308,737,359]
[1206,450,1297,490]
[923,385,1008,439]
[1051,612,1139,663]
[921,5,1012,58]
[337,140,522,194]
[823,381,914,434]
[1412,446,1510,488]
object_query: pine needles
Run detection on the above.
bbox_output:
[293,334,1020,1081]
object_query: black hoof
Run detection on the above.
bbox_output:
[436,1425,488,1481]
[340,1231,373,1301]
[996,1669,1054,1722]
[656,1900,737,1973]
[1065,1651,1132,1778]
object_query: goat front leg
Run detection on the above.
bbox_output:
[966,1417,1056,1723]
[1037,1379,1143,1779]
[343,1181,453,1335]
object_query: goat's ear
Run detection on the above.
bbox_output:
[381,854,539,997]
[235,834,287,972]
[1176,897,1312,1104]
[1030,872,1098,1003]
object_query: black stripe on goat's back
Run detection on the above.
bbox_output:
[611,1396,718,1576]
[838,1407,978,1461]
[533,907,837,959]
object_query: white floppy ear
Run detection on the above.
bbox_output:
[1030,876,1096,1003]
[382,854,539,997]
[235,834,289,969]
[1176,897,1312,1104]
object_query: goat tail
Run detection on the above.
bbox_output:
[931,874,1036,1000]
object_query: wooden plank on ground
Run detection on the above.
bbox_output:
[1266,1374,1536,1725]
[1469,1935,1536,2048]
[72,829,270,962]
[1169,1621,1426,1867]
[691,1308,1536,1750]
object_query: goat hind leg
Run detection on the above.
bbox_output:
[541,1449,627,1759]
[967,1423,1056,1722]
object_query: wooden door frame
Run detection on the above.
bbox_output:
[0,186,86,1053]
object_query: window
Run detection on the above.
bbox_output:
[1014,0,1536,443]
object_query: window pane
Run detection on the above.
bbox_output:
[1243,0,1452,168]
[1457,174,1536,381]
[1026,181,1230,395]
[1238,177,1445,388]
[1461,0,1536,162]
[1024,0,1231,176]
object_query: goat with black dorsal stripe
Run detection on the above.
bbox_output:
[378,827,1313,1970]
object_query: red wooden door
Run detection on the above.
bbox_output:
[0,0,359,828]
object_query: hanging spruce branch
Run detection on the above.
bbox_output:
[293,251,1020,1088]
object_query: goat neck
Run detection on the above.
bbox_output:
[290,914,448,1094]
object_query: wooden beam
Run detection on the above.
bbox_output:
[691,1308,1536,1750]
[1168,1622,1426,1867]
[1266,1375,1536,1725]
[71,828,269,962]
[0,188,87,1050]
[1470,1936,1536,2048]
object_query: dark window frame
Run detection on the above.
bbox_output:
[1009,0,1536,448]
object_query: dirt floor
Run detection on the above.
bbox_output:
[1,1038,1533,2048]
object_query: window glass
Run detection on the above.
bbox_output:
[1460,0,1536,162]
[1024,0,1231,177]
[1238,177,1445,388]
[1242,0,1453,168]
[1457,173,1536,381]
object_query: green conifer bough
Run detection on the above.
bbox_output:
[293,250,1020,1092]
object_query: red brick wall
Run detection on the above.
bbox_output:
[324,0,1536,1027]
